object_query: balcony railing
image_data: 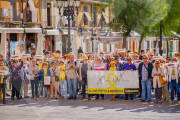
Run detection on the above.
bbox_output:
[0,8,22,22]
[42,16,56,28]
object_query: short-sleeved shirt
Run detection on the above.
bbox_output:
[122,63,136,70]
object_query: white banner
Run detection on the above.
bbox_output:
[87,70,139,94]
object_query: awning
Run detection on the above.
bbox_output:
[98,36,123,42]
[130,31,141,37]
[45,29,59,35]
[102,12,109,23]
[25,28,41,33]
[0,28,24,33]
[171,31,180,38]
[127,37,140,41]
[61,29,74,35]
[84,12,92,21]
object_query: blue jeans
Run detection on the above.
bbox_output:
[67,79,77,97]
[38,82,44,98]
[141,79,151,100]
[59,80,67,96]
[170,79,180,101]
[38,82,48,98]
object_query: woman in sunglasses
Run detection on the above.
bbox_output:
[160,59,169,101]
[58,59,67,99]
[168,57,180,104]
[37,62,51,100]
[152,60,165,103]
[92,57,106,99]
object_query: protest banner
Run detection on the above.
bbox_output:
[11,55,20,59]
[15,42,26,55]
[166,63,178,68]
[44,76,51,85]
[35,55,44,59]
[21,54,31,58]
[153,56,161,60]
[85,52,96,56]
[117,49,126,53]
[0,70,9,75]
[87,70,139,94]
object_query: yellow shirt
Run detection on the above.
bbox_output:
[0,74,4,84]
[109,67,117,71]
[43,68,47,77]
[59,65,65,81]
[39,64,42,70]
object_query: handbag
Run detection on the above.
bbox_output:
[159,75,168,85]
[52,68,59,82]
[55,76,59,82]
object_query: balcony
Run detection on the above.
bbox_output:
[26,9,38,24]
[0,8,22,23]
[42,16,56,28]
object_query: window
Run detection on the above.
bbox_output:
[93,6,97,27]
[10,33,17,41]
[47,3,51,26]
[83,5,88,26]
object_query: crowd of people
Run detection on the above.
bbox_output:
[0,48,180,105]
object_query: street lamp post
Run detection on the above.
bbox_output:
[56,0,80,53]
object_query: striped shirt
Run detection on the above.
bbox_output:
[141,64,148,81]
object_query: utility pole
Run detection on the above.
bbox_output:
[159,20,163,56]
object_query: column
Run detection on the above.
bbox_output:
[111,43,115,53]
[0,30,6,58]
[36,33,43,55]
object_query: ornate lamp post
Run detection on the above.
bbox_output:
[56,0,80,53]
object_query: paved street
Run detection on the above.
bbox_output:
[0,89,180,120]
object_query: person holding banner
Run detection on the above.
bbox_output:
[10,58,24,100]
[138,55,153,102]
[122,56,136,101]
[79,56,92,100]
[149,53,155,64]
[50,61,59,99]
[119,52,126,61]
[139,50,145,60]
[160,59,169,101]
[152,60,165,104]
[0,60,9,104]
[167,57,180,104]
[92,57,106,100]
[29,59,39,99]
[132,54,139,62]
[38,62,51,100]
[107,61,118,101]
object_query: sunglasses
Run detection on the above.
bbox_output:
[156,63,160,64]
[0,65,3,66]
[143,58,148,59]
[166,59,170,60]
[127,59,131,61]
